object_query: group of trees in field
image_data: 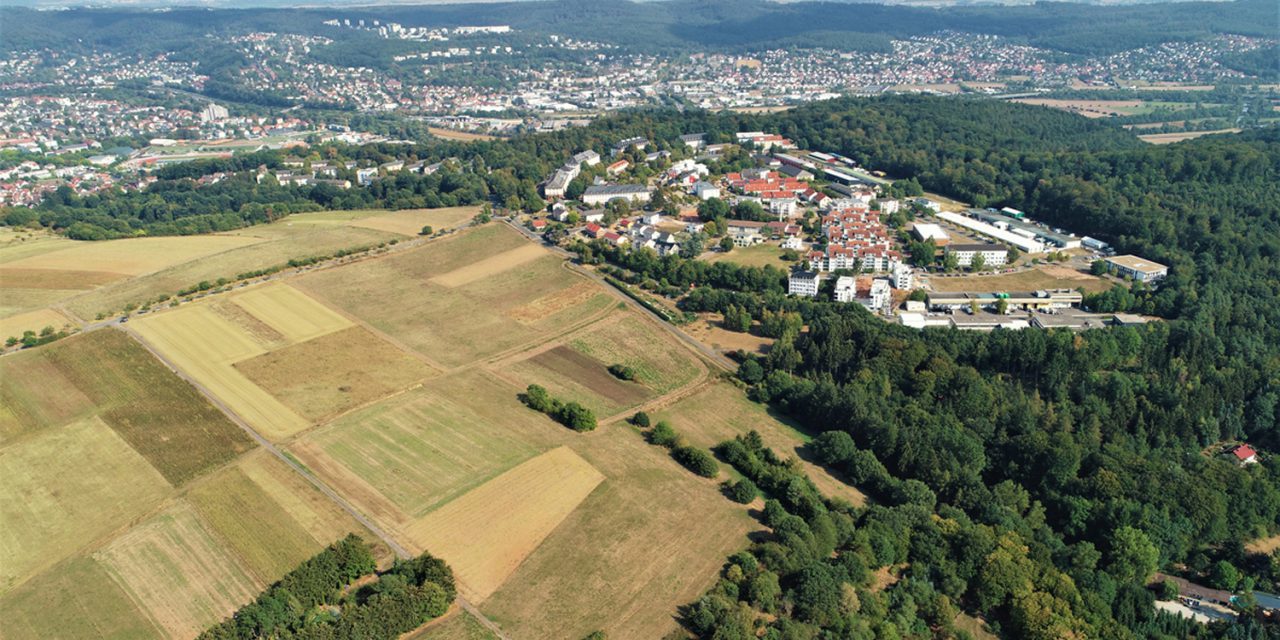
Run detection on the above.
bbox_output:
[199,535,455,640]
[519,384,597,432]
[631,413,720,479]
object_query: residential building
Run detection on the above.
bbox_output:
[893,263,914,290]
[572,150,601,166]
[789,270,822,298]
[200,103,230,122]
[680,133,706,150]
[725,219,767,247]
[1105,255,1168,283]
[607,160,629,176]
[581,184,651,205]
[1227,444,1258,465]
[946,243,1008,268]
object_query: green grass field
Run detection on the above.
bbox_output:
[296,225,613,368]
[29,329,254,485]
[0,416,172,591]
[186,466,324,583]
[706,243,791,269]
[293,370,555,521]
[0,556,161,640]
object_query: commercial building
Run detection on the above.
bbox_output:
[925,289,1083,312]
[1104,255,1168,283]
[693,181,720,200]
[788,270,823,298]
[581,184,651,205]
[937,211,1046,255]
[912,223,950,244]
[945,243,1008,268]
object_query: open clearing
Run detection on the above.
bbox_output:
[405,446,605,601]
[351,207,481,236]
[0,416,171,591]
[926,264,1112,294]
[296,224,613,368]
[96,502,262,639]
[235,325,437,422]
[683,313,774,355]
[0,307,73,339]
[430,243,548,288]
[1139,129,1242,144]
[706,243,790,268]
[657,382,868,507]
[428,126,497,142]
[293,370,551,523]
[130,303,310,440]
[1247,533,1280,556]
[0,556,160,640]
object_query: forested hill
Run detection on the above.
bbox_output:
[1,0,1275,55]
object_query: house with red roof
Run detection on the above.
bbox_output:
[1228,444,1259,465]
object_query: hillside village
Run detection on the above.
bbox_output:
[515,129,1167,333]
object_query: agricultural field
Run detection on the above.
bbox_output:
[0,416,172,591]
[427,126,498,142]
[406,446,605,601]
[656,382,868,507]
[414,609,500,640]
[0,307,74,341]
[95,502,262,639]
[64,222,397,320]
[235,325,437,422]
[0,556,161,640]
[289,206,481,237]
[925,263,1112,294]
[705,242,791,269]
[1012,98,1197,118]
[0,328,252,481]
[501,311,706,417]
[295,224,614,368]
[130,282,364,440]
[290,370,555,524]
[478,421,758,639]
[0,232,263,321]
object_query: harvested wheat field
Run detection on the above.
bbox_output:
[430,243,548,288]
[0,416,171,591]
[95,502,262,639]
[232,283,352,343]
[291,370,553,524]
[0,234,260,277]
[657,382,868,507]
[0,307,73,340]
[510,344,649,416]
[350,206,481,236]
[479,426,758,639]
[65,224,397,320]
[568,312,705,396]
[235,325,437,422]
[406,446,605,601]
[130,304,310,440]
[506,282,607,324]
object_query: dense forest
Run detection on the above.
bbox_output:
[0,0,1273,57]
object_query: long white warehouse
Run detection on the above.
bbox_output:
[937,211,1046,254]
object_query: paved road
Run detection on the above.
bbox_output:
[119,323,512,639]
[503,219,736,373]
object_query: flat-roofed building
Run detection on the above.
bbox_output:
[789,269,823,298]
[926,289,1082,312]
[945,243,1008,268]
[912,223,950,244]
[582,184,652,205]
[1105,255,1168,283]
